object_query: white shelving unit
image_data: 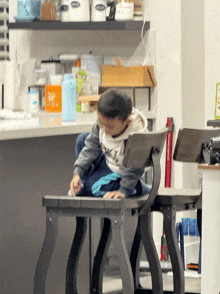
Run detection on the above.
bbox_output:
[0,0,9,60]
[8,20,157,124]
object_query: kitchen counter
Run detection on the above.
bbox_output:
[1,111,96,294]
[0,111,96,140]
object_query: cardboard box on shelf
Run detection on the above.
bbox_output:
[102,65,157,87]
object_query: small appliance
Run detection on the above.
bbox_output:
[210,137,220,164]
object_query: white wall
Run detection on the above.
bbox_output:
[204,0,220,124]
[150,0,204,263]
[9,0,206,267]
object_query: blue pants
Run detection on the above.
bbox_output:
[74,132,151,197]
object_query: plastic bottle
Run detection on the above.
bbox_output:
[27,90,39,113]
[62,74,76,122]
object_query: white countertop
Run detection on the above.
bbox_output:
[0,111,96,140]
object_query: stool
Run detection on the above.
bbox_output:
[33,128,168,294]
[137,127,220,294]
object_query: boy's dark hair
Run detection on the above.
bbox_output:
[97,88,132,121]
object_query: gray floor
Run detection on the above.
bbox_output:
[103,264,201,294]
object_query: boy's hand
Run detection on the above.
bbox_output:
[70,174,82,196]
[103,191,126,199]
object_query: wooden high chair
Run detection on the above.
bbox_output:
[33,128,168,294]
[130,127,220,294]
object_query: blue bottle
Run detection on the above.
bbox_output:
[62,74,76,122]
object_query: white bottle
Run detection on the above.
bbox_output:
[27,91,39,113]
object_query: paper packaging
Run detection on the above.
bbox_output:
[102,65,157,87]
[4,61,15,110]
[4,59,36,111]
[41,2,56,21]
[45,85,62,113]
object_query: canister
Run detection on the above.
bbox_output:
[62,0,90,22]
[61,0,70,21]
[91,0,107,22]
[115,0,134,21]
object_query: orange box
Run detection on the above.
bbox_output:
[102,65,157,87]
[45,85,62,113]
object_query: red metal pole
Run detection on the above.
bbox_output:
[160,117,174,262]
[165,117,174,187]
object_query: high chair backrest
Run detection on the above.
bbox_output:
[173,128,220,163]
[123,128,168,168]
[123,128,168,211]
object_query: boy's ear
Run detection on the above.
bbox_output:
[126,114,132,125]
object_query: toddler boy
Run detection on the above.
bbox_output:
[70,88,151,199]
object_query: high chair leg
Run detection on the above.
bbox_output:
[66,217,88,294]
[130,218,143,289]
[140,212,163,294]
[111,214,134,294]
[91,218,112,294]
[34,208,59,294]
[163,205,185,294]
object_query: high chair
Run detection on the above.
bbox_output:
[130,127,220,294]
[33,128,168,294]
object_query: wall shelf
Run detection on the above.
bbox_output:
[99,86,153,110]
[8,20,150,31]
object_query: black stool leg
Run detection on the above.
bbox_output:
[130,218,143,289]
[34,208,58,294]
[197,209,202,238]
[163,206,185,294]
[66,217,88,294]
[140,211,163,294]
[91,218,112,294]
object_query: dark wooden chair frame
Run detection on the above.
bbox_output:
[132,128,220,294]
[33,128,168,294]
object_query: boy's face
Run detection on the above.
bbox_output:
[97,112,131,136]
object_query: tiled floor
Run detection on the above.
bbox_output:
[103,264,201,294]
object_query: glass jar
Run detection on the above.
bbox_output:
[34,69,49,86]
[45,0,61,20]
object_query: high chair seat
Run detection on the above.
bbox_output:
[156,188,201,205]
[34,128,168,294]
